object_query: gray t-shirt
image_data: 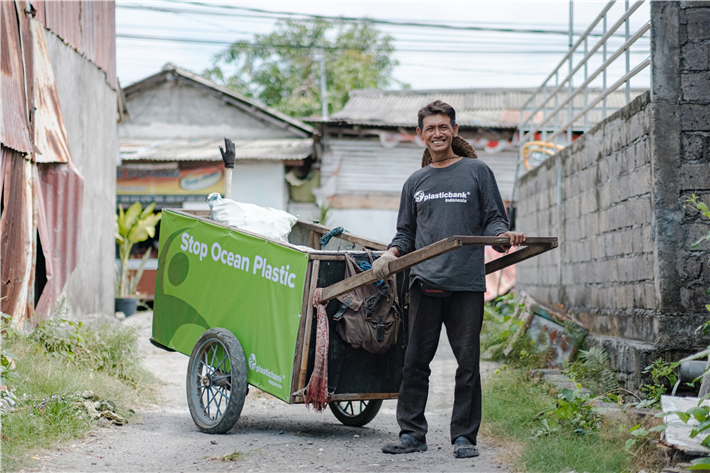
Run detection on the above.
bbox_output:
[389,158,509,292]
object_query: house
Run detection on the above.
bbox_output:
[118,64,316,212]
[303,87,646,243]
[117,64,317,298]
[1,1,119,324]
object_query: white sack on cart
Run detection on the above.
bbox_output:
[207,193,297,243]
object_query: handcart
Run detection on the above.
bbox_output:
[150,208,557,434]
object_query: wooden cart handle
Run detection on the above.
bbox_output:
[319,236,557,303]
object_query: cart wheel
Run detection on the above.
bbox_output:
[329,400,383,427]
[186,328,247,434]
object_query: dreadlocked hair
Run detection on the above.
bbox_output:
[421,136,477,167]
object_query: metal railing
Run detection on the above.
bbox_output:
[517,0,650,154]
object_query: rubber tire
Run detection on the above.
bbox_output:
[329,400,383,427]
[186,328,248,434]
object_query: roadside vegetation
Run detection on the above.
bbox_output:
[0,299,156,471]
[480,295,669,473]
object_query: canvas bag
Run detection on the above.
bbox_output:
[334,252,400,355]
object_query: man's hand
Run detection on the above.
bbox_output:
[499,231,527,254]
[372,250,398,280]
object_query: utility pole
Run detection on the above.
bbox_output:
[319,48,328,120]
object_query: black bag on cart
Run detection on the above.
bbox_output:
[333,251,400,355]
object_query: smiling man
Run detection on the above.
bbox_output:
[373,100,525,458]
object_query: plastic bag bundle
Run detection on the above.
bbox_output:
[207,193,297,243]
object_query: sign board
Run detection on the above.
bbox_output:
[152,210,309,401]
[117,165,225,205]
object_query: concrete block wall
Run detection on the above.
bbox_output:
[517,93,660,334]
[517,2,710,388]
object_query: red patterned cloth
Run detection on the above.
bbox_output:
[304,288,329,411]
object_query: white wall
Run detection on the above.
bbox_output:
[231,162,287,210]
[326,209,399,244]
[45,30,117,316]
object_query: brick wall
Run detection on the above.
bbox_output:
[517,92,656,328]
[515,2,710,387]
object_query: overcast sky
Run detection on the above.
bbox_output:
[116,0,651,100]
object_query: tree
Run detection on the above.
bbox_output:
[203,19,403,117]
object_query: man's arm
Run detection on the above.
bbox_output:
[372,182,415,279]
[388,181,417,256]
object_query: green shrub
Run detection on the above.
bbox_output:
[563,347,617,397]
[482,293,546,369]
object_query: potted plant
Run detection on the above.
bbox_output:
[115,202,161,316]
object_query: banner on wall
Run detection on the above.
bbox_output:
[152,210,309,401]
[117,165,225,204]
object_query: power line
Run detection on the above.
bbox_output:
[116,33,650,55]
[115,24,649,49]
[118,3,637,38]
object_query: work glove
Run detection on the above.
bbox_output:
[372,251,397,280]
[219,138,235,169]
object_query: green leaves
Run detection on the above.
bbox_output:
[688,457,710,470]
[115,202,161,297]
[203,18,404,118]
[116,203,161,247]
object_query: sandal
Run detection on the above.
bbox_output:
[453,436,479,458]
[382,433,428,454]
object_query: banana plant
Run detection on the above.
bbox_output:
[115,202,161,298]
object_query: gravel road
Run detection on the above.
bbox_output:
[33,312,511,473]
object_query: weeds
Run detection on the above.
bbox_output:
[563,347,617,397]
[0,300,156,471]
[28,298,147,387]
[638,358,679,409]
[482,368,668,473]
[482,294,546,369]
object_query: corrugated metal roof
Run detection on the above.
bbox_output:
[0,1,33,154]
[120,138,313,162]
[311,87,648,130]
[125,64,313,137]
[32,19,71,164]
[321,139,518,201]
[35,162,84,317]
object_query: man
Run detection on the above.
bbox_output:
[373,100,526,459]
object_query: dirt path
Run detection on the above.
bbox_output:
[33,312,511,472]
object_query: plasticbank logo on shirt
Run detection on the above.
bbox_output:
[414,190,471,203]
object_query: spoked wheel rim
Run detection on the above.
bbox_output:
[189,338,232,427]
[333,400,369,417]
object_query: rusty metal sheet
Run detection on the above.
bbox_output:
[32,0,46,26]
[34,162,84,317]
[79,0,96,62]
[17,1,35,145]
[41,0,117,91]
[0,147,35,325]
[85,1,116,90]
[0,2,32,154]
[44,0,80,51]
[32,18,71,164]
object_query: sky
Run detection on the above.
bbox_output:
[116,0,651,103]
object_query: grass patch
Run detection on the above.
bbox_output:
[1,309,157,471]
[482,368,667,473]
[208,450,248,462]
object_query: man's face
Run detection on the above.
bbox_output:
[416,114,459,153]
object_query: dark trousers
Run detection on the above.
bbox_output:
[396,282,484,445]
